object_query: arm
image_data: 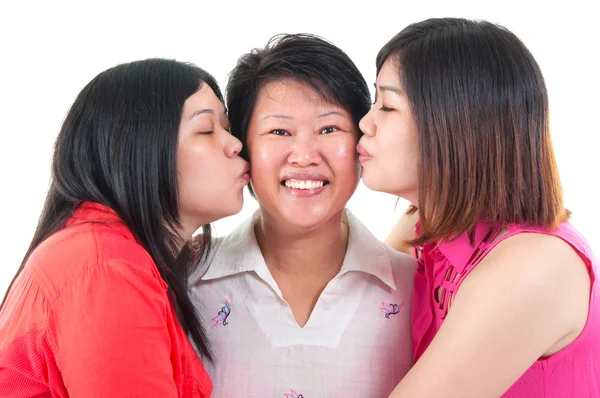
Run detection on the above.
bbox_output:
[49,259,182,397]
[389,233,590,397]
[385,209,419,256]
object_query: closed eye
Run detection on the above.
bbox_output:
[379,105,394,112]
[199,131,213,135]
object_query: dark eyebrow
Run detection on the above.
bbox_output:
[377,85,402,95]
[190,109,213,120]
[317,111,344,118]
[262,114,293,120]
[189,108,227,120]
[261,110,344,121]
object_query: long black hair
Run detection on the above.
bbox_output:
[1,58,221,361]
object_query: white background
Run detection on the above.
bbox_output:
[1,0,598,296]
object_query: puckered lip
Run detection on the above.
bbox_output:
[356,144,371,157]
[239,162,250,177]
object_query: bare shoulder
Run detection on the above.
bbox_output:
[464,231,591,346]
[387,231,592,397]
[481,232,588,282]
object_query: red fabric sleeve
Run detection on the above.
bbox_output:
[47,258,182,397]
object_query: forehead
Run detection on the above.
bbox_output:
[254,79,341,113]
[182,84,225,115]
[377,57,401,84]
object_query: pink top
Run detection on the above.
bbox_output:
[412,221,599,397]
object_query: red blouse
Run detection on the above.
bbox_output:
[0,202,212,397]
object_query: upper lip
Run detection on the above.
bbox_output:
[280,173,329,182]
[240,162,250,177]
[356,144,372,157]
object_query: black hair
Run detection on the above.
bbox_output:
[227,33,371,164]
[1,58,222,361]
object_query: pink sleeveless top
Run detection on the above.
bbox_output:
[412,221,599,397]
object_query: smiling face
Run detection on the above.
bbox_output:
[176,84,250,235]
[246,79,360,229]
[358,57,419,205]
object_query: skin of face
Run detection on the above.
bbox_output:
[247,79,360,230]
[177,84,250,236]
[358,58,419,205]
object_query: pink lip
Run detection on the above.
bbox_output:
[283,185,326,197]
[239,163,251,183]
[356,144,371,157]
[356,144,372,164]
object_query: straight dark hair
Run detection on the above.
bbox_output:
[1,58,220,361]
[226,33,371,164]
[377,18,569,245]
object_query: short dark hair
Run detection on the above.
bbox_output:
[1,58,220,361]
[378,18,569,245]
[226,33,371,163]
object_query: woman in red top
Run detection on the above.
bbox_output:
[0,58,250,397]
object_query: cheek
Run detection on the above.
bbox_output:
[323,136,360,178]
[401,127,419,173]
[248,140,284,187]
[251,144,280,168]
[379,124,415,167]
[334,137,358,158]
[178,146,212,191]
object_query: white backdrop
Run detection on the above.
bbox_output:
[1,0,598,296]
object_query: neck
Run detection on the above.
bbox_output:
[254,210,349,278]
[174,216,202,253]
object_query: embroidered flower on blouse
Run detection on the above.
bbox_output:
[380,301,404,319]
[284,389,304,398]
[211,299,231,326]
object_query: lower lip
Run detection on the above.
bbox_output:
[240,173,250,183]
[282,184,327,197]
[358,154,372,164]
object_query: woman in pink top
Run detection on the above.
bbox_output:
[357,17,599,397]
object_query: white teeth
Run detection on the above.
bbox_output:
[284,179,325,190]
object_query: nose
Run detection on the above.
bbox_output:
[359,109,375,137]
[224,129,242,158]
[287,134,322,167]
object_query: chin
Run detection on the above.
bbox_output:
[281,207,338,230]
[208,200,244,224]
[361,174,385,193]
[227,189,246,213]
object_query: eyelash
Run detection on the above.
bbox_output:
[271,129,289,136]
[270,126,338,136]
[200,125,231,135]
[321,126,338,134]
[373,95,393,112]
